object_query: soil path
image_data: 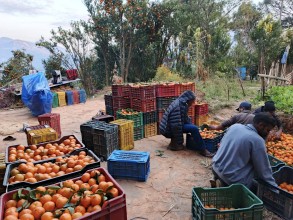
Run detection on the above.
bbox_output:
[0,95,281,220]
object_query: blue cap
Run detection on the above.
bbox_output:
[236,101,251,111]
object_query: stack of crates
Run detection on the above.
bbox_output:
[194,103,209,126]
[38,113,62,138]
[107,150,150,181]
[26,127,58,145]
[72,90,80,104]
[104,94,114,116]
[65,90,74,105]
[130,85,156,139]
[79,89,87,103]
[80,120,119,160]
[116,110,144,141]
[56,91,66,107]
[0,153,6,195]
[112,84,131,117]
[51,92,59,108]
[110,119,134,150]
[143,111,157,138]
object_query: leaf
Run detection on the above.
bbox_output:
[48,185,61,190]
[29,190,38,201]
[67,206,75,215]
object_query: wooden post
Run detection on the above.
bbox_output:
[260,76,265,100]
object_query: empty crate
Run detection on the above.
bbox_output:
[107,150,150,181]
[110,119,134,150]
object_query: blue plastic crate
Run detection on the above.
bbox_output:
[65,90,74,105]
[107,150,150,181]
[79,89,87,103]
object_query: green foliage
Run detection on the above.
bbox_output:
[153,65,183,82]
[267,86,293,114]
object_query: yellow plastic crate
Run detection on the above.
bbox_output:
[56,91,67,107]
[110,119,134,150]
[27,127,58,145]
[195,114,209,126]
[144,123,157,138]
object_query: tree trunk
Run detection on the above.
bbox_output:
[125,41,132,83]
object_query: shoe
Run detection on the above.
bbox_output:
[3,136,16,141]
[210,180,216,188]
[167,142,185,151]
[200,149,215,158]
[215,179,222,188]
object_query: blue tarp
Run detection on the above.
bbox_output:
[21,72,52,116]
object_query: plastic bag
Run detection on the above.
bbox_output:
[21,72,53,116]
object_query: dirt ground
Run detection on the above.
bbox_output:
[0,94,282,220]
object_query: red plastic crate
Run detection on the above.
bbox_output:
[179,82,195,94]
[194,103,209,116]
[104,94,113,107]
[0,167,127,220]
[188,104,195,118]
[156,83,180,97]
[37,113,61,137]
[131,85,156,99]
[157,109,165,123]
[66,69,78,80]
[72,90,79,104]
[112,97,130,109]
[131,98,156,112]
[112,84,130,97]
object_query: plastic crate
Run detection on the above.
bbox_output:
[107,150,150,181]
[188,104,195,117]
[106,105,114,116]
[157,109,165,124]
[257,166,293,220]
[195,114,209,126]
[156,97,177,110]
[268,154,285,172]
[131,98,156,112]
[113,97,131,109]
[5,135,84,164]
[66,69,78,80]
[104,94,113,107]
[56,91,66,107]
[80,120,97,150]
[38,113,61,138]
[192,184,264,220]
[72,90,79,104]
[195,103,209,116]
[79,89,87,103]
[155,83,180,97]
[179,82,195,94]
[24,124,50,134]
[0,153,6,195]
[110,119,134,151]
[0,167,127,220]
[112,84,130,97]
[116,110,143,127]
[186,133,219,153]
[27,127,58,145]
[3,148,101,192]
[143,110,157,125]
[65,90,74,105]
[134,126,144,141]
[144,123,157,138]
[51,92,59,108]
[130,85,156,99]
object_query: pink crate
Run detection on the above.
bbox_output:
[38,113,61,138]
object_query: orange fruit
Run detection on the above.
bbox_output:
[88,178,96,186]
[52,194,62,203]
[4,215,18,220]
[108,187,119,198]
[14,174,25,182]
[59,213,72,220]
[43,201,55,212]
[32,206,45,219]
[19,213,34,220]
[19,209,32,217]
[63,180,74,188]
[17,199,27,208]
[81,173,91,183]
[92,205,101,212]
[74,205,86,214]
[91,184,99,193]
[5,200,17,209]
[91,194,101,206]
[80,195,91,208]
[5,207,18,217]
[73,165,83,171]
[56,197,68,209]
[41,212,54,220]
[97,174,106,183]
[71,184,79,192]
[98,181,109,192]
[72,212,83,219]
[40,194,52,205]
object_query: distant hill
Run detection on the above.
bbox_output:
[0,37,51,72]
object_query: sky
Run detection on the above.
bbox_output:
[0,0,89,42]
[0,0,262,43]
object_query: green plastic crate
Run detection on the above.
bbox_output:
[192,184,263,220]
[268,154,285,172]
[116,110,143,127]
[52,92,59,108]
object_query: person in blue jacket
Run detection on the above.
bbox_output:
[211,112,277,191]
[159,90,214,157]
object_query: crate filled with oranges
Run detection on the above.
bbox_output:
[0,167,127,220]
[199,128,225,153]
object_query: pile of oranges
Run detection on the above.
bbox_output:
[8,136,82,163]
[266,133,293,166]
[279,182,293,194]
[200,128,223,139]
[8,151,96,184]
[3,169,119,220]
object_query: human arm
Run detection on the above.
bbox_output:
[209,124,224,130]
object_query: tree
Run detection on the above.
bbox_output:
[0,50,33,86]
[36,21,96,95]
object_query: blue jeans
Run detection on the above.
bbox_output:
[183,124,205,151]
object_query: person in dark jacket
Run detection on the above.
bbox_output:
[159,90,214,157]
[253,101,283,139]
[209,101,254,130]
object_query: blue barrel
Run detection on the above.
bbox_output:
[79,89,87,103]
[237,67,246,80]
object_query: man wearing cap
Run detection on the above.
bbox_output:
[209,101,255,130]
[253,101,283,139]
